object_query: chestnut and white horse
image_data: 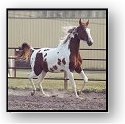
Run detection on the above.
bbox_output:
[18,19,94,98]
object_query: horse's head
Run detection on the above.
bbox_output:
[17,42,31,61]
[76,18,94,46]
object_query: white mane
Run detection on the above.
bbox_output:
[58,26,76,46]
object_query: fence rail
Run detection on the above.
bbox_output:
[8,57,106,61]
[8,67,106,72]
[8,47,106,50]
[8,77,106,82]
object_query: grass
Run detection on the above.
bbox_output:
[15,69,106,80]
[8,79,106,93]
[8,69,106,93]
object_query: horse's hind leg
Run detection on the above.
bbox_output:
[28,72,37,96]
[38,71,49,96]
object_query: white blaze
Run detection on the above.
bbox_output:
[86,28,94,43]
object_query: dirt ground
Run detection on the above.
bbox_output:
[8,89,106,111]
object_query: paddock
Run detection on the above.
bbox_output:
[7,10,107,111]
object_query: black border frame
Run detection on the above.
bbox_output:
[7,8,108,112]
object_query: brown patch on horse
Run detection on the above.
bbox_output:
[44,49,50,51]
[74,55,82,73]
[53,65,58,70]
[43,59,48,72]
[34,52,48,76]
[44,53,47,57]
[34,52,43,76]
[60,69,64,72]
[68,34,82,73]
[62,58,66,65]
[69,54,82,73]
[57,59,61,65]
[50,68,54,72]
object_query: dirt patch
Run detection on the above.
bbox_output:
[8,89,106,111]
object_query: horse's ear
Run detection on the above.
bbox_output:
[79,18,82,25]
[86,20,89,26]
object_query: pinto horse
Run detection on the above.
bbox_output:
[18,19,94,98]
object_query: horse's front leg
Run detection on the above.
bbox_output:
[67,70,79,98]
[79,70,88,91]
[28,72,37,96]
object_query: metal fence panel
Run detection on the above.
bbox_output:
[8,18,106,69]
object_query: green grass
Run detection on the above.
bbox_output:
[8,69,106,93]
[8,79,106,93]
[15,69,106,80]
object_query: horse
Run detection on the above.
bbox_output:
[17,19,94,98]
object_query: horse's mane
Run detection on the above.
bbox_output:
[58,26,76,46]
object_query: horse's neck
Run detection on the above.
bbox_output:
[57,33,80,55]
[68,34,80,55]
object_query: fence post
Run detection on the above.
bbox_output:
[14,49,17,77]
[9,57,15,77]
[64,71,68,90]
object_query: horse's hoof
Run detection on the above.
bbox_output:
[45,94,50,97]
[77,90,82,95]
[52,95,56,97]
[31,91,35,96]
[43,94,50,97]
[79,97,84,100]
[76,96,83,100]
